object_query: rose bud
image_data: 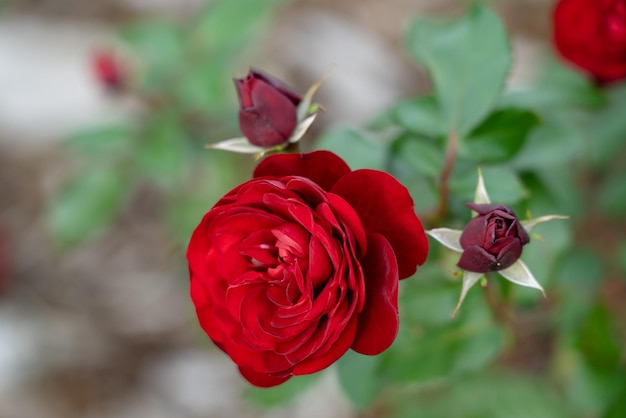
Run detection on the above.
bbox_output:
[234,69,302,147]
[92,49,125,92]
[553,0,626,84]
[187,150,428,387]
[457,203,530,273]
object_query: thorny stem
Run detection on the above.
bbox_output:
[437,130,458,220]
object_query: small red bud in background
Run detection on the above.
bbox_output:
[92,49,125,92]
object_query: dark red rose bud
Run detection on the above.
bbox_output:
[234,69,302,147]
[457,203,530,273]
[553,0,626,84]
[92,50,124,91]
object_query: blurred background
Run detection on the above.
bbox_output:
[0,0,624,417]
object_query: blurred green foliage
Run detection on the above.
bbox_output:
[51,1,626,416]
[49,0,285,247]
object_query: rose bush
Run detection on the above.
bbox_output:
[235,69,302,147]
[457,203,530,273]
[553,0,626,83]
[187,150,428,387]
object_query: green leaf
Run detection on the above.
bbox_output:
[121,22,184,90]
[587,84,626,167]
[501,58,606,112]
[176,0,284,112]
[604,381,626,418]
[461,108,539,162]
[191,0,283,54]
[531,166,583,216]
[136,111,187,189]
[598,169,626,218]
[575,303,622,374]
[48,166,127,247]
[399,263,460,326]
[336,351,381,409]
[406,5,511,136]
[552,248,604,331]
[388,96,445,137]
[244,373,319,407]
[393,135,444,178]
[511,116,582,170]
[175,58,234,114]
[313,126,388,170]
[64,124,134,158]
[167,152,251,243]
[393,372,573,418]
[555,326,625,417]
[450,164,527,205]
[388,157,439,214]
[383,288,505,384]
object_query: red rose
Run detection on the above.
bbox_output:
[234,69,302,147]
[187,151,428,387]
[457,203,530,273]
[553,0,626,84]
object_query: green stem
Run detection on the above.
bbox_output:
[437,130,458,219]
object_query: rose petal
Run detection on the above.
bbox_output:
[223,332,292,374]
[191,279,227,345]
[457,244,496,273]
[495,238,523,270]
[239,77,298,146]
[238,366,292,388]
[250,68,302,105]
[331,169,428,279]
[253,150,351,191]
[459,216,487,249]
[351,233,399,355]
[326,193,367,257]
[186,213,213,273]
[272,223,309,258]
[308,236,332,287]
[466,203,510,216]
[292,315,357,375]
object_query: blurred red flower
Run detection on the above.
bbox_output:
[553,0,626,84]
